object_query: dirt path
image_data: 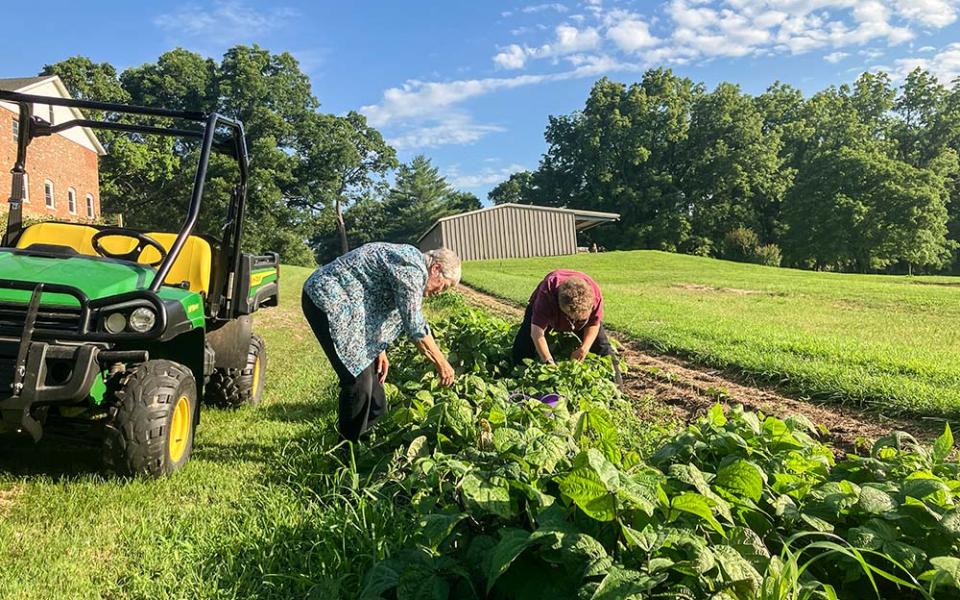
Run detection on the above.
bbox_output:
[459,285,943,451]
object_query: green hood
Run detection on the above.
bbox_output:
[0,251,156,306]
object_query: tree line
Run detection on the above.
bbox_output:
[40,47,477,266]
[490,68,960,273]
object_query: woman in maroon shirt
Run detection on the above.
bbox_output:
[511,270,622,383]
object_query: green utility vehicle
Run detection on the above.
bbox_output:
[0,91,278,476]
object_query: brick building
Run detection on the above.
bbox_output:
[0,76,105,222]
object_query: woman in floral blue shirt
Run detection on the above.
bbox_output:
[302,243,460,441]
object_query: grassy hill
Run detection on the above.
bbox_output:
[463,250,960,418]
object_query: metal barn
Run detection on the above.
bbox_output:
[417,203,620,261]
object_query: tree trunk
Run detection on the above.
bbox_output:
[335,197,349,255]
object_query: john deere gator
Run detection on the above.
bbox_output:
[0,90,278,476]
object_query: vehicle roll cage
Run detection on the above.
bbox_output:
[0,90,249,315]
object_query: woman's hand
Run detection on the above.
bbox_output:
[436,358,456,387]
[415,333,456,387]
[376,351,390,384]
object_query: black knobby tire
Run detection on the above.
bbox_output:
[102,359,198,478]
[206,334,267,408]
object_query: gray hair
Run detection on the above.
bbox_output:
[423,247,462,285]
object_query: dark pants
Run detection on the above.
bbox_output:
[301,289,387,442]
[511,304,622,384]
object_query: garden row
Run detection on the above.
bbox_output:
[348,295,960,599]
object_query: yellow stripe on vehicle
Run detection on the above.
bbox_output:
[250,269,276,287]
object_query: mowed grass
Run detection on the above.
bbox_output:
[0,266,414,599]
[464,250,960,418]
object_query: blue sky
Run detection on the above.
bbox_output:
[3,1,960,200]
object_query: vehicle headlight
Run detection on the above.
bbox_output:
[128,307,157,333]
[104,312,127,334]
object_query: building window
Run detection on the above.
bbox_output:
[44,181,54,209]
[86,194,95,219]
[11,118,18,142]
[67,188,77,214]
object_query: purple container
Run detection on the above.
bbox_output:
[539,393,560,408]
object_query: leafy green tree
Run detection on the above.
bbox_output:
[489,171,535,205]
[293,111,397,254]
[446,190,482,212]
[683,82,793,249]
[538,71,700,250]
[44,46,400,265]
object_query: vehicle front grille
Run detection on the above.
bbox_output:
[0,301,83,335]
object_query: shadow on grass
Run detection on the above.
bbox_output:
[0,434,101,479]
[258,399,333,424]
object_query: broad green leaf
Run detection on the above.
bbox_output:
[492,427,524,453]
[418,513,467,549]
[886,541,925,570]
[762,416,803,450]
[444,396,476,439]
[727,527,771,571]
[617,470,661,515]
[902,476,949,503]
[924,556,960,590]
[525,432,568,473]
[707,403,727,426]
[361,560,401,599]
[713,545,763,595]
[540,528,609,578]
[484,528,537,593]
[621,524,658,552]
[933,423,954,463]
[858,485,897,515]
[460,472,513,519]
[942,509,960,538]
[715,460,765,503]
[670,464,733,521]
[558,463,617,521]
[405,435,429,463]
[590,565,654,599]
[800,513,834,532]
[670,492,725,536]
[785,413,819,436]
[397,565,450,600]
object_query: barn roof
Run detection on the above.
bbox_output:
[417,203,620,242]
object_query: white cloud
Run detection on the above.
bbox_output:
[154,1,295,44]
[893,0,958,27]
[918,45,937,52]
[606,13,659,53]
[361,75,551,127]
[541,24,602,55]
[491,24,601,70]
[445,164,529,189]
[890,42,960,81]
[521,3,569,14]
[824,51,849,62]
[388,118,506,150]
[494,44,529,69]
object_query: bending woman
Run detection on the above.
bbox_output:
[511,269,622,384]
[302,243,460,441]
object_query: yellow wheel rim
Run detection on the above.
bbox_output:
[251,356,262,395]
[168,395,191,463]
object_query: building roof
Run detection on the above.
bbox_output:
[417,203,620,242]
[0,75,106,155]
[0,76,54,91]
